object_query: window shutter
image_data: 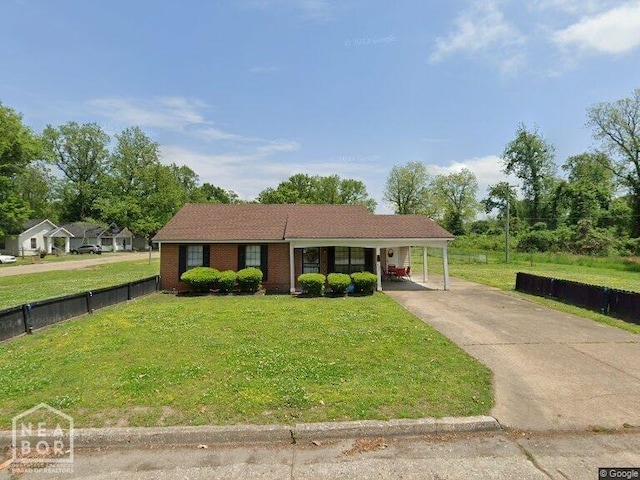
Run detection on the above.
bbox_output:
[327,247,335,274]
[237,245,246,271]
[260,245,268,281]
[202,245,210,267]
[365,248,374,273]
[178,245,187,278]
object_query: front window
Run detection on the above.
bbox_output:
[333,247,366,274]
[239,245,268,281]
[187,245,203,270]
[30,238,37,249]
[245,245,261,268]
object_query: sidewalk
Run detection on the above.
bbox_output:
[3,430,639,479]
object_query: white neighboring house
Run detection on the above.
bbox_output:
[0,219,74,256]
[62,222,133,252]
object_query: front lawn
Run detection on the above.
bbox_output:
[0,258,160,310]
[0,293,492,428]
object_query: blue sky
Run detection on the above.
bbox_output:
[2,0,640,213]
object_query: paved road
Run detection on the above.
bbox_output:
[4,430,639,479]
[0,252,158,277]
[386,277,640,431]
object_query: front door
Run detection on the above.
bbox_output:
[302,247,320,273]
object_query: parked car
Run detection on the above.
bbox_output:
[0,254,17,264]
[70,244,102,255]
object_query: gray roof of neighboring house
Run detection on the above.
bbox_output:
[60,222,131,238]
[153,204,454,242]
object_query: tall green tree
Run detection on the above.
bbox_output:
[257,173,376,212]
[94,126,192,242]
[560,152,614,226]
[586,89,640,236]
[42,122,110,221]
[383,161,433,215]
[196,183,240,204]
[502,124,556,226]
[431,169,479,234]
[0,103,41,236]
[13,162,59,220]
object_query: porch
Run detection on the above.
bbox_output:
[288,240,451,294]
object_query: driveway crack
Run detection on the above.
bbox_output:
[516,441,553,479]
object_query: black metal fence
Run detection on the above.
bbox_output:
[515,272,640,325]
[0,276,160,342]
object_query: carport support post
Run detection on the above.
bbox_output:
[442,246,450,291]
[422,247,428,283]
[289,243,296,294]
[375,247,382,291]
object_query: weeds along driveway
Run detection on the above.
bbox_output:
[0,252,158,278]
[385,276,640,432]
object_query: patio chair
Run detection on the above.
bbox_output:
[394,266,407,280]
[403,266,411,280]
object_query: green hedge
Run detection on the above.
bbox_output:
[236,267,263,293]
[351,272,377,295]
[180,267,219,293]
[327,273,351,295]
[218,270,238,293]
[298,273,325,296]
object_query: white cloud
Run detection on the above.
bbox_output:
[532,0,616,15]
[430,1,525,74]
[159,145,382,202]
[552,1,640,55]
[425,155,518,197]
[86,96,209,130]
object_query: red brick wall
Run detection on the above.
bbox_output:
[159,243,292,293]
[159,244,181,291]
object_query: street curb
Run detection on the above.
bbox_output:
[1,416,500,448]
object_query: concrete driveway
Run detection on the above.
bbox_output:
[385,277,640,432]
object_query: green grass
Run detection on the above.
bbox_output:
[413,248,640,334]
[0,293,493,428]
[0,258,160,310]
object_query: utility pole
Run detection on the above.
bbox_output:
[504,185,517,263]
[505,195,510,263]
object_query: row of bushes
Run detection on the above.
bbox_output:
[181,267,263,293]
[298,272,378,296]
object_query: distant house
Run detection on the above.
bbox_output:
[61,222,133,252]
[153,204,455,293]
[0,219,73,256]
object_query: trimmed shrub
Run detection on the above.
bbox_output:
[180,267,219,293]
[217,270,237,293]
[327,273,352,295]
[351,272,377,295]
[298,273,325,296]
[237,267,263,293]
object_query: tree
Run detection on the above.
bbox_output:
[257,173,377,212]
[502,124,556,226]
[586,89,640,236]
[383,162,432,215]
[42,122,110,221]
[196,183,240,204]
[560,152,615,227]
[431,169,479,234]
[13,162,60,220]
[0,103,41,236]
[94,126,195,243]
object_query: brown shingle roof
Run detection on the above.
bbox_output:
[152,204,454,242]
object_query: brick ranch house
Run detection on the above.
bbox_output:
[153,203,454,293]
